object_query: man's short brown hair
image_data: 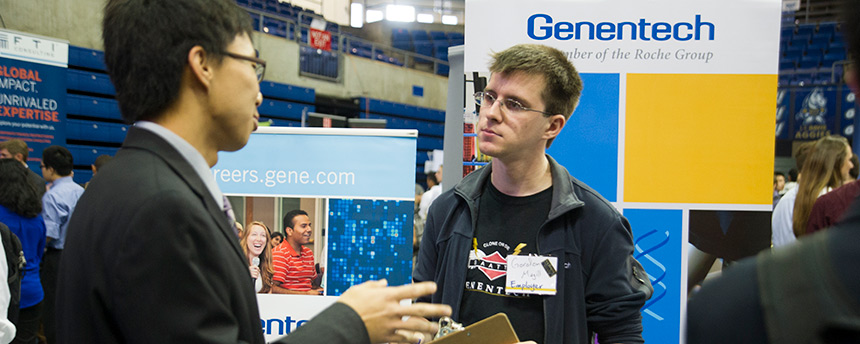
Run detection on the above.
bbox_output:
[489,44,583,121]
[0,139,29,161]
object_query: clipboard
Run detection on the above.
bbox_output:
[428,313,520,344]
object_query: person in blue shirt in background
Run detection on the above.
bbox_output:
[38,145,84,344]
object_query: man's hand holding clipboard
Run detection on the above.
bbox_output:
[427,313,536,344]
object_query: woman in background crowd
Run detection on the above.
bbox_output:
[0,159,46,344]
[792,135,853,239]
[240,221,274,293]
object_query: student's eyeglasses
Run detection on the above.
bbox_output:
[222,51,267,82]
[473,92,554,116]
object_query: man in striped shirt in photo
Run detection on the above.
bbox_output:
[272,209,323,295]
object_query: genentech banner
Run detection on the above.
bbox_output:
[215,127,417,343]
[465,1,780,342]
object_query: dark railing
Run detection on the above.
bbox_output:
[782,0,844,24]
[244,6,451,81]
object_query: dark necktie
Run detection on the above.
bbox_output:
[223,195,239,236]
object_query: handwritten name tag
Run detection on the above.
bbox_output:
[505,255,558,295]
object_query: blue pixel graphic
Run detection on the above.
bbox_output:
[326,199,414,296]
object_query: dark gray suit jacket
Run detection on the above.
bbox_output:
[58,127,368,344]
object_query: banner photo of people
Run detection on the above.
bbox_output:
[0,29,69,174]
[214,126,416,342]
[463,0,780,342]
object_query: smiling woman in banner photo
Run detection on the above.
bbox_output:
[241,221,275,293]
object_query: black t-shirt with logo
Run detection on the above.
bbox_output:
[459,181,552,344]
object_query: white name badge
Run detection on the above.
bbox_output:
[505,255,558,296]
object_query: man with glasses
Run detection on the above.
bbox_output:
[58,0,449,343]
[415,44,650,343]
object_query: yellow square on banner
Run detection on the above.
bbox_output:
[624,74,776,205]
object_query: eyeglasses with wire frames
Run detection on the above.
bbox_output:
[222,51,267,82]
[473,91,554,116]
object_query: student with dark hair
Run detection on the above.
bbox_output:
[774,171,786,194]
[772,141,815,247]
[270,231,284,249]
[85,154,113,188]
[688,4,860,342]
[784,167,799,192]
[271,210,321,295]
[39,145,83,343]
[773,171,786,207]
[92,154,112,173]
[0,159,46,344]
[0,140,45,199]
[58,1,448,343]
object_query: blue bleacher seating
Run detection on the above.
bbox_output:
[300,27,309,43]
[779,60,797,70]
[818,23,837,37]
[72,169,93,186]
[783,45,804,59]
[66,95,122,121]
[417,136,443,151]
[795,24,816,37]
[806,41,828,54]
[830,39,847,52]
[414,42,433,58]
[449,32,464,45]
[66,70,115,96]
[813,73,832,85]
[436,64,450,77]
[300,13,313,25]
[392,28,414,52]
[68,46,107,71]
[330,34,340,51]
[263,17,287,38]
[364,113,443,137]
[357,98,445,123]
[324,52,338,77]
[66,119,128,144]
[429,31,449,45]
[810,33,831,45]
[67,145,120,166]
[257,98,314,121]
[789,35,810,47]
[393,40,413,52]
[265,1,278,14]
[374,52,388,63]
[798,55,821,69]
[822,52,846,68]
[259,81,315,103]
[411,30,430,42]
